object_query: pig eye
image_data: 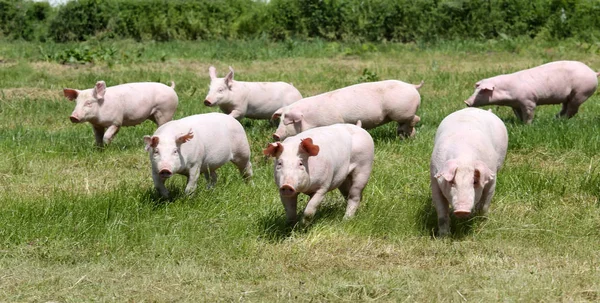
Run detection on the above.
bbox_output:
[173,148,178,154]
[85,101,93,107]
[218,87,225,93]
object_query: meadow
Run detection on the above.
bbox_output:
[1,38,600,301]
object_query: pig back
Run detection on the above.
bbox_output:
[106,82,177,125]
[434,108,508,169]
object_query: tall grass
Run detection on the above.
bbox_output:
[0,39,600,301]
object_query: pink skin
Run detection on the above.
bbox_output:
[204,66,302,120]
[430,108,508,236]
[271,80,422,141]
[465,60,599,124]
[64,81,178,147]
[144,113,253,199]
[264,124,374,225]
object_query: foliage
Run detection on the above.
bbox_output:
[3,0,600,43]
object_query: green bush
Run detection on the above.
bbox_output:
[3,0,600,43]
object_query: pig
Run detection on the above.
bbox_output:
[465,60,599,124]
[63,81,178,147]
[430,107,508,236]
[143,113,253,198]
[272,80,423,141]
[204,66,303,120]
[263,123,374,224]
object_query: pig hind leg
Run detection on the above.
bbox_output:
[341,171,370,219]
[152,111,173,126]
[231,142,253,180]
[563,92,590,118]
[396,115,420,138]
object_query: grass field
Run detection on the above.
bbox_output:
[1,38,600,301]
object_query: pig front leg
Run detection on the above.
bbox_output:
[184,166,201,195]
[92,125,105,147]
[475,181,496,216]
[280,195,298,224]
[302,190,327,225]
[152,172,169,198]
[103,125,121,144]
[519,101,536,124]
[228,109,244,120]
[431,178,451,237]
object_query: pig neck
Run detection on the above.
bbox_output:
[232,80,251,104]
[487,75,517,102]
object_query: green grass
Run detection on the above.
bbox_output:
[1,38,600,301]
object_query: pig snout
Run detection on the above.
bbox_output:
[158,169,173,179]
[204,99,213,107]
[272,133,280,141]
[69,115,81,123]
[453,210,471,218]
[279,184,296,197]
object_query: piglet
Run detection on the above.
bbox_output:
[204,66,302,120]
[144,113,253,198]
[263,123,374,224]
[64,81,178,147]
[272,80,422,141]
[430,108,508,236]
[465,60,599,123]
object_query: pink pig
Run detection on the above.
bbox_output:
[465,60,599,123]
[263,123,374,224]
[430,108,508,236]
[143,113,252,198]
[272,80,422,141]
[204,66,303,120]
[64,81,178,147]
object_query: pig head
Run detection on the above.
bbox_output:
[435,159,495,217]
[143,129,194,179]
[63,81,107,124]
[204,66,234,107]
[263,138,320,197]
[271,108,309,141]
[464,81,495,107]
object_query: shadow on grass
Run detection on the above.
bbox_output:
[139,186,187,209]
[257,198,347,242]
[416,193,484,240]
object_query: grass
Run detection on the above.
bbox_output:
[1,38,600,301]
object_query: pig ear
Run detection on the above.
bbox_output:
[175,129,194,145]
[300,138,319,157]
[474,161,495,187]
[263,142,284,157]
[435,159,458,183]
[209,66,217,79]
[271,108,283,121]
[143,135,159,151]
[283,110,303,125]
[478,82,494,91]
[63,88,79,101]
[224,66,234,87]
[94,81,107,99]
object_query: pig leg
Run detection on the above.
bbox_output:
[396,115,420,138]
[431,178,451,236]
[229,109,244,120]
[152,172,169,198]
[519,102,536,124]
[231,155,253,181]
[556,102,568,118]
[184,166,201,195]
[203,170,218,188]
[92,125,105,147]
[152,111,172,126]
[512,107,524,122]
[302,190,327,225]
[475,182,496,215]
[103,125,121,144]
[565,100,582,118]
[343,172,370,219]
[281,195,298,224]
